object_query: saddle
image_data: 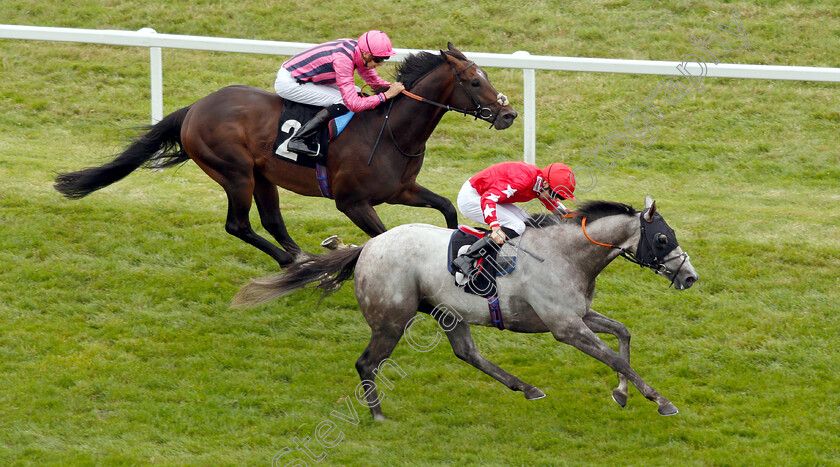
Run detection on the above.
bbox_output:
[273,101,354,167]
[447,225,518,330]
[273,101,354,199]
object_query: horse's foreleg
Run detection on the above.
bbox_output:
[336,200,388,237]
[253,175,308,261]
[223,185,295,268]
[551,319,678,416]
[439,318,545,400]
[582,308,631,408]
[388,183,458,229]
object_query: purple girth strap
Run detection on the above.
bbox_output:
[315,163,332,199]
[488,295,504,330]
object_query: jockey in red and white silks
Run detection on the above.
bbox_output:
[457,161,577,244]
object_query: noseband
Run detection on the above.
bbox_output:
[400,60,509,126]
[563,211,690,287]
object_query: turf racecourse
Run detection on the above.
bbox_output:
[1,1,838,465]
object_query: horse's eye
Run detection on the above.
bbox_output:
[471,79,481,87]
[656,233,668,246]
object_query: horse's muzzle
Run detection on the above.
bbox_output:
[665,251,698,290]
[493,105,518,130]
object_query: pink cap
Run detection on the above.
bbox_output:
[358,30,397,57]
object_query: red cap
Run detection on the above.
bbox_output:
[543,163,576,201]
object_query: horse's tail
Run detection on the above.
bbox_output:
[54,105,192,199]
[232,245,365,308]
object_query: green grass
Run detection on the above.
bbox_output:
[1,1,839,465]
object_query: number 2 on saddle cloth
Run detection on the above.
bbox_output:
[272,101,355,199]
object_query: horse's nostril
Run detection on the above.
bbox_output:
[686,275,697,284]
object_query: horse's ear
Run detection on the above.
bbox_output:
[440,48,460,66]
[443,43,467,61]
[643,195,657,222]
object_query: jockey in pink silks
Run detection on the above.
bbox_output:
[274,30,405,156]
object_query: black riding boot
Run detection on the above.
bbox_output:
[451,236,499,279]
[287,108,332,156]
[287,104,349,156]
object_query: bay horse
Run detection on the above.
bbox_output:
[54,43,517,267]
[233,196,699,420]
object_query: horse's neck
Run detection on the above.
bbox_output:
[537,214,640,276]
[580,214,640,250]
[391,67,454,143]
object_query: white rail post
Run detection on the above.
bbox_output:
[139,28,163,124]
[514,51,536,164]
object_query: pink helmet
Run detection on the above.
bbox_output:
[543,163,577,201]
[358,30,397,57]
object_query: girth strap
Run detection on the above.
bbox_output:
[488,295,504,330]
[315,163,332,199]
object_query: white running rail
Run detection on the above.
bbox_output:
[3,25,840,164]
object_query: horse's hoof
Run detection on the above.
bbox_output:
[611,389,627,408]
[294,251,316,263]
[320,235,341,250]
[524,387,546,400]
[373,413,388,422]
[657,401,679,416]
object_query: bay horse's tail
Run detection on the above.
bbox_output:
[232,246,365,308]
[54,105,192,199]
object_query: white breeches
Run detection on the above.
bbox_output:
[274,67,357,107]
[456,180,530,235]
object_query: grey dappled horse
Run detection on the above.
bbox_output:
[234,196,698,419]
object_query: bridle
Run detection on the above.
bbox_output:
[367,57,509,164]
[561,210,690,287]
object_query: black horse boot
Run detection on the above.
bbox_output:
[287,108,332,156]
[451,236,499,279]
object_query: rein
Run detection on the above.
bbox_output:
[560,211,689,287]
[367,59,507,165]
[580,217,615,248]
[560,212,626,251]
[401,88,485,116]
[367,99,425,165]
[400,61,508,124]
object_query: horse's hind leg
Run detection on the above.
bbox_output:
[186,136,295,267]
[223,182,295,267]
[252,174,307,261]
[355,327,406,422]
[436,314,545,400]
[551,318,678,416]
[337,200,388,236]
[582,308,631,408]
[389,182,458,229]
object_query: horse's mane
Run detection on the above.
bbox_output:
[528,200,636,228]
[396,51,445,89]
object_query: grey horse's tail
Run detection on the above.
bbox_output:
[232,246,365,308]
